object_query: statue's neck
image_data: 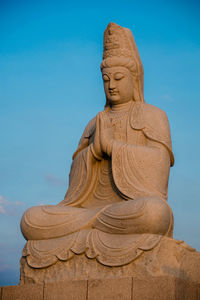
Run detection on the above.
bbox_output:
[110,101,132,113]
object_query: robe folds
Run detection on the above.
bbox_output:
[21,101,175,268]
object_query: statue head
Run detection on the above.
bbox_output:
[101,23,144,106]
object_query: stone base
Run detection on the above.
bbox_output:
[1,276,200,300]
[20,237,200,285]
[2,237,200,299]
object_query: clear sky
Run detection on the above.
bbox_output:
[0,0,200,286]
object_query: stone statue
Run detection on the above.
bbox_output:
[20,23,181,282]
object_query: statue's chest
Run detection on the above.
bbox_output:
[109,114,127,142]
[109,113,146,146]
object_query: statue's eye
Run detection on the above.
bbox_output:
[103,74,109,81]
[114,73,124,80]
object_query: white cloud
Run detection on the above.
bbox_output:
[0,195,7,214]
[0,264,12,272]
[161,94,173,102]
[0,195,24,215]
[0,195,8,205]
[15,201,23,206]
[0,205,6,214]
[45,173,66,187]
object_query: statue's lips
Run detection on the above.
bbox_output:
[110,91,119,95]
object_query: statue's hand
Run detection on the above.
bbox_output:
[99,111,114,156]
[92,114,103,160]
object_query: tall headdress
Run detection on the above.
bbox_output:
[101,22,144,103]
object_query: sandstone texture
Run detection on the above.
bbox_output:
[1,276,200,300]
[20,236,200,285]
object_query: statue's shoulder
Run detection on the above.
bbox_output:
[143,102,166,115]
[130,102,169,131]
[130,102,174,166]
[143,103,170,128]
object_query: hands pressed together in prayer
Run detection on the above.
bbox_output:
[93,111,114,159]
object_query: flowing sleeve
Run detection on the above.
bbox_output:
[112,141,170,200]
[111,103,174,201]
[72,116,96,160]
[59,117,99,207]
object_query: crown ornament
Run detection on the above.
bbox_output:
[103,22,142,62]
[103,23,135,60]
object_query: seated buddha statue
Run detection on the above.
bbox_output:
[20,23,174,269]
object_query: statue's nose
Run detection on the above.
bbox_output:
[109,78,116,90]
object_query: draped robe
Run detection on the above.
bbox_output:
[21,101,175,268]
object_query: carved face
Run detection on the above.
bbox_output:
[102,66,133,105]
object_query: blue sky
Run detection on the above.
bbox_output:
[0,0,200,286]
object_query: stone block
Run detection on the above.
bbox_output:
[175,278,200,300]
[132,276,175,300]
[132,276,200,300]
[1,284,43,300]
[1,276,200,300]
[88,277,132,300]
[44,279,87,300]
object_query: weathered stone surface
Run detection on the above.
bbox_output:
[1,284,43,300]
[44,280,87,300]
[180,249,200,284]
[88,277,132,300]
[175,278,200,300]
[1,277,200,299]
[132,276,176,300]
[132,276,200,300]
[20,236,200,285]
